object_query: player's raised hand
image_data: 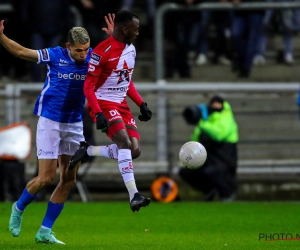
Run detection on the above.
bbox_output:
[0,20,4,35]
[102,13,115,36]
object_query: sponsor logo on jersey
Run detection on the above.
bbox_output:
[59,59,69,66]
[113,60,133,85]
[89,53,101,65]
[38,149,54,156]
[108,109,122,122]
[109,109,120,116]
[89,59,99,65]
[58,72,86,80]
[108,116,121,122]
[104,45,111,52]
[108,87,128,92]
[60,59,68,64]
[41,49,49,61]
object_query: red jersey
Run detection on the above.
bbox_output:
[84,36,140,114]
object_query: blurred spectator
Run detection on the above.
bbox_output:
[179,96,239,202]
[20,0,73,82]
[167,0,232,78]
[70,0,118,48]
[231,0,264,78]
[173,0,202,78]
[1,159,25,202]
[0,0,28,82]
[253,0,300,66]
[122,0,156,35]
[195,0,232,66]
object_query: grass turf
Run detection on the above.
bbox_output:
[0,202,300,249]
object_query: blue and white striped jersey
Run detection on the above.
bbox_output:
[33,46,92,123]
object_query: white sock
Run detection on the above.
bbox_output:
[87,144,118,160]
[118,149,138,200]
[125,180,138,201]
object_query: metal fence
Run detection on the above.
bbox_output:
[2,82,299,166]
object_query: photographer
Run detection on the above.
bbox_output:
[179,95,239,202]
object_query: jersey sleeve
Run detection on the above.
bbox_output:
[84,47,108,114]
[36,47,60,65]
[127,80,143,106]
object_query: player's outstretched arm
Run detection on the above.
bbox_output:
[127,80,143,106]
[102,13,115,36]
[0,20,38,62]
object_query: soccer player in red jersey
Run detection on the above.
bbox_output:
[69,10,152,212]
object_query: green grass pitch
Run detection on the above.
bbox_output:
[0,202,300,249]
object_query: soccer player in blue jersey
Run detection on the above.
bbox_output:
[0,15,114,244]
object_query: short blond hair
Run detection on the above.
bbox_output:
[68,27,90,45]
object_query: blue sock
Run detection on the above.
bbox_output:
[41,201,64,229]
[16,188,37,212]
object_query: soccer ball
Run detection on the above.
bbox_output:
[179,141,207,169]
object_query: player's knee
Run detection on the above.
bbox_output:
[61,179,76,190]
[36,176,54,187]
[131,147,141,159]
[117,139,132,150]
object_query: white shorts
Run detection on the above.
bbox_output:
[36,117,85,159]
